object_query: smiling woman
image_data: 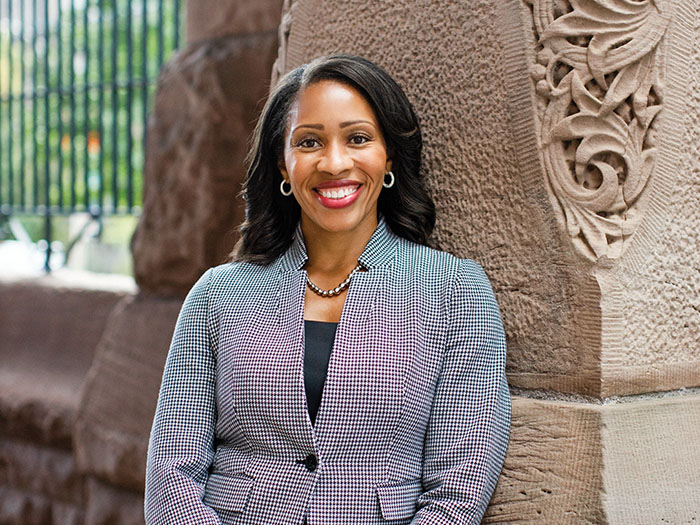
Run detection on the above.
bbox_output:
[145,55,511,524]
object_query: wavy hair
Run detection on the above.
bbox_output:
[233,54,435,264]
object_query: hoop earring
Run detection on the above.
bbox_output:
[383,171,395,189]
[280,179,293,196]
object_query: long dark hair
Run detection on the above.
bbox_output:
[234,54,435,265]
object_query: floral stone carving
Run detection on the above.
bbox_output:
[525,0,670,260]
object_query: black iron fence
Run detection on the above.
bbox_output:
[0,0,183,270]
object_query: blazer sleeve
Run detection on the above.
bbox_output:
[145,268,222,524]
[412,260,511,524]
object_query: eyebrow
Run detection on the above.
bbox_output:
[340,119,375,128]
[291,120,376,133]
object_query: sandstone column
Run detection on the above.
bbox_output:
[274,0,700,521]
[72,2,283,522]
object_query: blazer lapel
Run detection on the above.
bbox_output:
[312,219,403,450]
[313,266,387,436]
[222,263,314,455]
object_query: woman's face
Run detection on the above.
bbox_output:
[280,80,391,238]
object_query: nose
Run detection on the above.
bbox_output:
[317,140,353,176]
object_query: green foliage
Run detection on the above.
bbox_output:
[0,0,183,214]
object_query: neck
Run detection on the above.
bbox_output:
[301,217,377,276]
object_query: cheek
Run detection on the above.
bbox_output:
[368,151,390,177]
[284,153,301,179]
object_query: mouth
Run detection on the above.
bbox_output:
[314,181,362,209]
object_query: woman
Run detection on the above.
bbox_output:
[145,54,510,524]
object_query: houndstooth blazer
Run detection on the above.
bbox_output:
[145,218,510,524]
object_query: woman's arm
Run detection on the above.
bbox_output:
[145,268,222,524]
[412,260,511,524]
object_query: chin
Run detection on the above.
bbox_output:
[306,210,375,235]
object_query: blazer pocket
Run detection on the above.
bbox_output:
[375,479,422,521]
[203,472,254,514]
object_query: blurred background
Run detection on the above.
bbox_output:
[0,0,183,277]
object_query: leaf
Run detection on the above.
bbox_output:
[571,72,602,113]
[599,53,652,115]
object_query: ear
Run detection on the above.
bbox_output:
[385,159,393,173]
[278,161,289,180]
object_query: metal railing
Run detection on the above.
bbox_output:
[0,0,183,270]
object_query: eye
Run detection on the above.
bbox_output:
[295,137,320,148]
[349,134,371,145]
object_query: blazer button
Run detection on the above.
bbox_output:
[297,454,318,472]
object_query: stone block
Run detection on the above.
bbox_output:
[506,0,700,398]
[0,487,84,525]
[276,0,700,397]
[0,276,132,400]
[0,439,83,504]
[83,476,144,525]
[485,397,604,523]
[73,293,183,492]
[131,31,279,296]
[0,392,74,450]
[601,393,700,523]
[186,0,283,43]
[0,275,133,523]
[0,488,52,525]
[483,394,700,523]
[0,276,133,447]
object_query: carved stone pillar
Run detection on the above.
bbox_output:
[507,0,699,398]
[275,0,700,521]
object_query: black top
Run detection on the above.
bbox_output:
[303,320,337,425]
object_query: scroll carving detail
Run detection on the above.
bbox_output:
[525,0,670,260]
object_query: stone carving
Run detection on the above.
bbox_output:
[525,0,670,260]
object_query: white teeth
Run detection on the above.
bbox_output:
[318,186,358,199]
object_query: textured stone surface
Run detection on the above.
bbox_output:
[0,439,83,504]
[73,293,183,492]
[599,0,700,396]
[0,390,75,451]
[602,394,700,523]
[279,0,700,397]
[0,489,51,525]
[508,0,700,397]
[187,0,283,43]
[0,275,131,524]
[0,276,132,448]
[523,0,670,262]
[131,31,279,296]
[0,440,85,525]
[0,277,131,405]
[0,488,83,525]
[485,397,604,524]
[485,395,700,523]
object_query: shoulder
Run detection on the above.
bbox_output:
[208,260,276,287]
[188,260,279,307]
[392,237,488,285]
[393,237,499,315]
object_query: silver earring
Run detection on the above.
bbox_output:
[280,179,293,196]
[383,171,395,189]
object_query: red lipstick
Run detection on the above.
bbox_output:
[314,180,362,209]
